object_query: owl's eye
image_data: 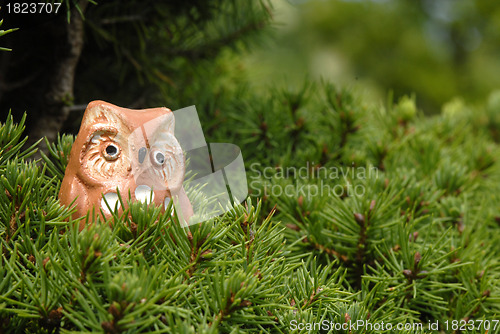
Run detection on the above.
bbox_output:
[151,150,165,166]
[103,143,120,160]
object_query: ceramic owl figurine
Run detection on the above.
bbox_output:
[59,100,193,229]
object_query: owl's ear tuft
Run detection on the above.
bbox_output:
[139,112,176,144]
[82,101,124,128]
[87,100,110,110]
[163,112,175,133]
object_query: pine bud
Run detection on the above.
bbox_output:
[43,257,50,270]
[402,269,413,279]
[201,249,213,259]
[109,302,120,318]
[48,307,63,323]
[101,321,115,333]
[297,195,304,207]
[240,300,252,307]
[457,219,465,233]
[354,213,365,225]
[286,223,300,231]
[414,252,421,267]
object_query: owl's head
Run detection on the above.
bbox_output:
[60,101,190,222]
[77,102,132,183]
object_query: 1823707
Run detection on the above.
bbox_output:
[5,2,62,14]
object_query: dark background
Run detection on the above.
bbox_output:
[1,0,500,149]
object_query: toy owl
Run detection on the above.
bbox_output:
[58,100,193,229]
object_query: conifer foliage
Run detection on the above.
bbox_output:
[1,1,500,333]
[0,86,499,333]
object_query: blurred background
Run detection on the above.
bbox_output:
[1,0,500,147]
[244,0,500,112]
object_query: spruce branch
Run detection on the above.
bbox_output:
[0,16,18,52]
